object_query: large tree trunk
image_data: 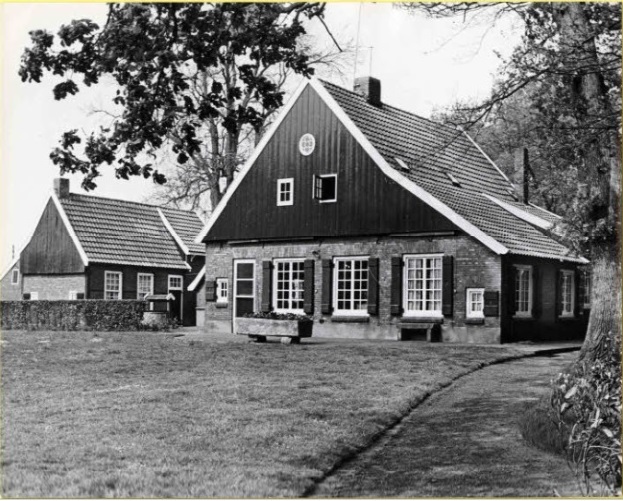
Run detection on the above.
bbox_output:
[554,3,621,361]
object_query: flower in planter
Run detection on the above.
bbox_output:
[243,312,312,322]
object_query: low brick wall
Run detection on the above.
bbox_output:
[0,300,146,331]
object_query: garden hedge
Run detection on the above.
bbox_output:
[0,300,147,331]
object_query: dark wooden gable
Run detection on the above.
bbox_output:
[21,198,85,274]
[206,85,457,242]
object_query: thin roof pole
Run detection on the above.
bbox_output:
[353,3,363,83]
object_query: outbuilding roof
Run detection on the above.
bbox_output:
[58,194,203,269]
[321,80,585,263]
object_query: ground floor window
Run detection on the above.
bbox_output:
[137,273,154,299]
[403,255,442,316]
[274,260,304,312]
[216,278,229,304]
[466,288,484,318]
[561,270,575,317]
[105,271,122,300]
[334,257,368,315]
[514,265,532,317]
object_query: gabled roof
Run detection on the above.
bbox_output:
[58,194,203,269]
[196,78,586,263]
[159,207,205,255]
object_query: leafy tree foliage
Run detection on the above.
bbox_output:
[19,3,327,209]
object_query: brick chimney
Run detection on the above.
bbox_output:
[512,148,530,204]
[354,76,382,107]
[53,178,70,199]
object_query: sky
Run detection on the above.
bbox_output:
[0,2,523,273]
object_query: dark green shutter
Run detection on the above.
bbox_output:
[507,264,517,316]
[367,257,379,315]
[261,261,273,313]
[205,280,216,302]
[483,290,499,317]
[390,257,403,315]
[303,259,314,315]
[442,255,454,316]
[532,266,541,318]
[321,259,333,314]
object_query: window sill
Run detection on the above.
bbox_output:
[331,316,369,323]
[465,317,485,325]
[401,316,443,324]
[215,303,228,309]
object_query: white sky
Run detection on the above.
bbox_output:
[0,2,523,272]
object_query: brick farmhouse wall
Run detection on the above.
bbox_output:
[203,234,502,342]
[22,274,86,300]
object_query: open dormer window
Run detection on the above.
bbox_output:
[506,187,519,201]
[313,174,337,203]
[395,157,410,172]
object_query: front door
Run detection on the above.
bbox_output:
[234,260,255,318]
[168,275,183,324]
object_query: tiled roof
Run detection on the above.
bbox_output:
[59,194,201,269]
[160,207,205,255]
[322,80,584,263]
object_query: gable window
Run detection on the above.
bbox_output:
[216,278,229,304]
[514,265,532,317]
[11,269,19,285]
[299,133,316,156]
[137,273,154,299]
[313,174,337,203]
[561,270,575,317]
[466,288,485,318]
[334,257,368,315]
[274,259,305,313]
[277,178,294,206]
[403,255,443,316]
[105,271,122,300]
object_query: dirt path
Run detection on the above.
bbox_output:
[310,351,581,497]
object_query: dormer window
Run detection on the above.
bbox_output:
[299,133,316,156]
[506,188,519,201]
[395,157,410,172]
[313,174,337,203]
[445,172,462,187]
[277,178,294,206]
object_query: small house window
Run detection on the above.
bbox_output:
[105,271,122,300]
[11,269,19,285]
[313,174,337,203]
[30,292,39,300]
[561,270,575,317]
[168,275,183,291]
[216,278,229,304]
[277,178,294,206]
[299,133,316,156]
[137,273,154,299]
[274,259,305,313]
[333,257,369,315]
[466,288,485,318]
[403,255,443,316]
[22,293,31,300]
[69,291,85,300]
[514,265,532,317]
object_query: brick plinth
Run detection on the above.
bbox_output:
[22,274,86,300]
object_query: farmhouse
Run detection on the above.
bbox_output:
[1,179,205,326]
[195,77,590,343]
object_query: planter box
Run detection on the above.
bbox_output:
[235,317,313,339]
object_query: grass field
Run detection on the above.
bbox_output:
[1,330,523,497]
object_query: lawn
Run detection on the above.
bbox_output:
[1,330,523,497]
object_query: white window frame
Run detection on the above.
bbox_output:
[30,291,39,300]
[560,269,575,318]
[403,254,444,318]
[104,271,123,300]
[277,178,294,206]
[514,265,533,318]
[137,273,154,299]
[233,259,256,320]
[168,275,183,291]
[466,288,485,319]
[273,259,305,314]
[313,174,338,203]
[216,278,229,304]
[332,256,369,317]
[11,269,19,285]
[582,271,591,309]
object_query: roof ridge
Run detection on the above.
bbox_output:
[64,193,199,217]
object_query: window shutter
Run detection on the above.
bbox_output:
[577,269,586,312]
[390,257,403,316]
[483,290,499,317]
[556,270,562,317]
[205,280,216,302]
[367,257,379,315]
[532,266,541,318]
[261,261,273,313]
[574,269,581,316]
[321,259,333,314]
[442,255,454,316]
[507,264,517,316]
[303,259,315,315]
